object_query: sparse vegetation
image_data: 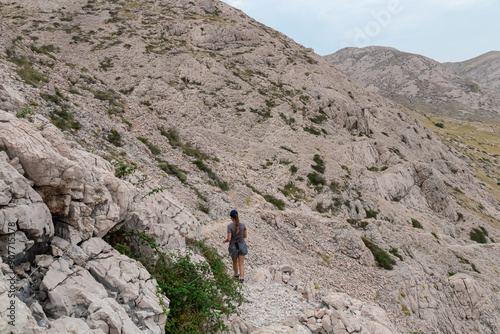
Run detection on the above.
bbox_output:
[470,226,488,244]
[105,232,245,334]
[279,182,303,200]
[192,160,228,190]
[361,237,396,270]
[49,108,81,132]
[7,48,48,87]
[307,172,326,186]
[106,129,122,147]
[159,127,210,160]
[303,126,321,136]
[365,209,379,219]
[390,248,403,260]
[16,106,35,122]
[137,137,161,155]
[411,218,423,229]
[263,194,285,210]
[158,159,187,183]
[113,160,137,178]
[311,154,325,174]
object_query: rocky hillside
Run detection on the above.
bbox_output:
[1,1,500,334]
[445,51,500,93]
[325,46,500,123]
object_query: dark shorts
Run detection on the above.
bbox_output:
[229,242,248,258]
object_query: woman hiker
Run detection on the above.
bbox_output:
[223,209,248,283]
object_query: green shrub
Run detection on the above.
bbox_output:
[280,146,297,154]
[198,203,210,214]
[113,160,137,178]
[16,107,35,122]
[365,209,379,219]
[315,202,328,213]
[7,53,48,87]
[105,232,245,334]
[304,126,321,136]
[309,114,327,124]
[311,154,325,174]
[307,172,325,186]
[90,88,124,113]
[263,194,285,210]
[290,165,298,174]
[30,44,57,59]
[279,182,303,200]
[433,122,444,128]
[389,248,403,260]
[347,219,369,230]
[137,137,161,155]
[367,166,379,172]
[159,127,210,160]
[245,183,262,195]
[361,237,396,270]
[49,108,81,131]
[329,180,342,194]
[158,160,187,183]
[193,160,228,190]
[411,219,423,229]
[470,227,488,244]
[107,129,122,147]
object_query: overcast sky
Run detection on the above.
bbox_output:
[221,0,500,63]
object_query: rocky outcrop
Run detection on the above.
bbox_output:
[0,110,204,333]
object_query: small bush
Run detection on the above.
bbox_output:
[470,227,488,244]
[309,114,327,124]
[347,219,368,230]
[361,237,396,270]
[159,127,210,160]
[279,182,303,200]
[198,203,210,214]
[105,232,245,334]
[290,165,298,174]
[107,129,122,147]
[113,160,137,178]
[311,154,325,174]
[7,54,48,87]
[304,126,321,136]
[280,146,297,154]
[307,172,326,186]
[365,209,379,219]
[137,137,161,155]
[49,108,81,131]
[158,160,187,183]
[193,160,228,190]
[367,166,379,172]
[389,248,403,260]
[411,219,423,229]
[90,88,124,113]
[16,106,35,122]
[263,194,285,210]
[433,122,444,128]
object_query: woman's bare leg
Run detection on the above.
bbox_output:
[238,255,245,278]
[232,257,238,276]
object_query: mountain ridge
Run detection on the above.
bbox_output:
[444,50,500,92]
[326,46,500,123]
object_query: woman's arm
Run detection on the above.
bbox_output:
[244,229,247,238]
[223,233,232,243]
